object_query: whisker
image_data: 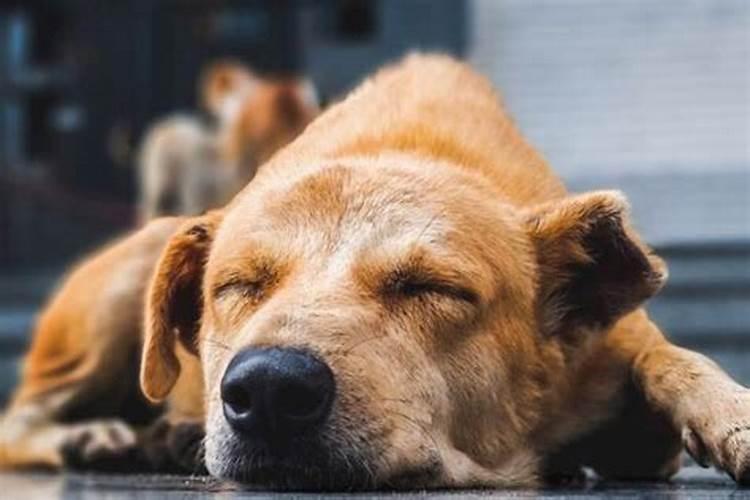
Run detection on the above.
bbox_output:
[414,209,445,247]
[337,332,388,358]
[388,408,441,455]
[202,338,232,351]
[382,397,414,405]
[382,397,433,421]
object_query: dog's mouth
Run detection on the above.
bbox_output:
[217,450,374,491]
[210,434,443,491]
[223,458,443,491]
[206,428,373,490]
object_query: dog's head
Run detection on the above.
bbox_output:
[200,60,257,121]
[140,157,665,489]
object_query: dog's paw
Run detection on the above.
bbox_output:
[141,417,206,474]
[166,420,206,473]
[61,420,139,471]
[682,388,750,485]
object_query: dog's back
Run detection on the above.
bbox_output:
[11,218,182,408]
[260,54,565,208]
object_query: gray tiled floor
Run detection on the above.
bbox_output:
[0,467,747,499]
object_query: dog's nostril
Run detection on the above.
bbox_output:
[222,383,253,414]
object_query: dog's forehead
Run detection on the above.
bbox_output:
[215,162,471,254]
[209,160,531,295]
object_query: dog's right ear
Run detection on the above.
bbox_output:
[524,191,667,338]
[140,212,222,402]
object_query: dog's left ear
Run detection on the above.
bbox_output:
[525,191,667,337]
[140,212,222,402]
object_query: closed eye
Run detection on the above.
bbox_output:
[213,266,278,303]
[384,270,479,305]
[214,278,266,300]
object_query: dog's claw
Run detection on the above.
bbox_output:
[722,426,750,485]
[682,388,750,485]
[682,427,710,468]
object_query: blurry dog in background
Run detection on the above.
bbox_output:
[138,61,318,222]
[217,75,319,184]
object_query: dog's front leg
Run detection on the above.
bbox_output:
[0,401,138,471]
[634,339,750,483]
[1,404,204,473]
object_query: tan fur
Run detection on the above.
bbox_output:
[3,54,749,488]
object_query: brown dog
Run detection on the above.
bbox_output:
[138,61,318,221]
[2,54,749,489]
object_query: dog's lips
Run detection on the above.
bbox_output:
[222,457,374,490]
[225,460,443,491]
[213,432,375,490]
[219,446,444,491]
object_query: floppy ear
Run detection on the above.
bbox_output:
[140,212,221,402]
[525,191,667,338]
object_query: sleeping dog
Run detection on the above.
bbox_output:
[2,54,749,489]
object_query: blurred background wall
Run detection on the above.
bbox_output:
[0,0,748,403]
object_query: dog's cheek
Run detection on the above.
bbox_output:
[442,321,538,465]
[200,336,233,409]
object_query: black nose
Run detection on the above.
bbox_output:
[221,347,335,439]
